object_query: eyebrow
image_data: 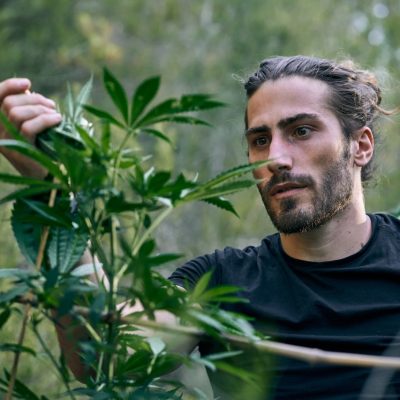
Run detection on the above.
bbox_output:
[245,113,320,137]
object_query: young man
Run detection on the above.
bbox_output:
[1,56,400,399]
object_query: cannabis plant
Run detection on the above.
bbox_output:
[0,69,264,399]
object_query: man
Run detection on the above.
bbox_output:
[1,56,400,399]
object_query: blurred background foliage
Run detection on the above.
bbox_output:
[0,0,399,396]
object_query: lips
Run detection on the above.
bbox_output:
[269,182,307,196]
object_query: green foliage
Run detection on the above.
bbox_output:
[0,70,266,398]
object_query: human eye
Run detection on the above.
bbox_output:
[293,126,313,138]
[253,135,270,147]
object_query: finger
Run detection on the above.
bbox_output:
[1,92,56,115]
[20,112,63,143]
[0,78,31,102]
[8,104,59,128]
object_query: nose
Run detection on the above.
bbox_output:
[267,136,293,174]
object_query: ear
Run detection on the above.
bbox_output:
[352,126,374,167]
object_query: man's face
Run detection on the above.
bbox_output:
[246,76,355,234]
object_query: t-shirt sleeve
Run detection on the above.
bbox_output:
[168,252,218,290]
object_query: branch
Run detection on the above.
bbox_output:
[15,296,400,370]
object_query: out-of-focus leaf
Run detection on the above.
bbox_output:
[103,67,129,123]
[0,268,36,280]
[0,308,11,329]
[0,284,29,303]
[0,174,61,188]
[213,361,257,385]
[146,337,165,356]
[131,76,160,125]
[145,253,183,268]
[0,343,36,355]
[0,112,27,142]
[140,128,172,145]
[2,369,42,400]
[0,186,54,205]
[0,139,64,179]
[190,271,212,302]
[101,121,111,153]
[141,115,211,127]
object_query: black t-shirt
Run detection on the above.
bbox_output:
[169,213,400,399]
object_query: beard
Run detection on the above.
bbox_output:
[259,148,353,234]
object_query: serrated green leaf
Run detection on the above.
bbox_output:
[183,180,255,202]
[83,105,124,128]
[148,171,171,193]
[202,196,238,217]
[137,94,224,126]
[202,160,269,189]
[131,76,161,125]
[22,200,72,228]
[47,226,89,273]
[103,67,129,123]
[11,200,43,265]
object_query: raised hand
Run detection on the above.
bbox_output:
[0,78,62,178]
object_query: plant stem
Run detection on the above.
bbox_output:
[132,207,173,256]
[32,322,77,400]
[5,185,58,400]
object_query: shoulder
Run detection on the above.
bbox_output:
[371,212,400,236]
[169,233,280,288]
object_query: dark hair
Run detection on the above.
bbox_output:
[244,55,389,182]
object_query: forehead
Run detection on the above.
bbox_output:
[247,76,334,127]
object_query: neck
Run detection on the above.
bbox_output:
[280,192,371,262]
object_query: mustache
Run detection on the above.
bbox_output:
[262,172,315,195]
